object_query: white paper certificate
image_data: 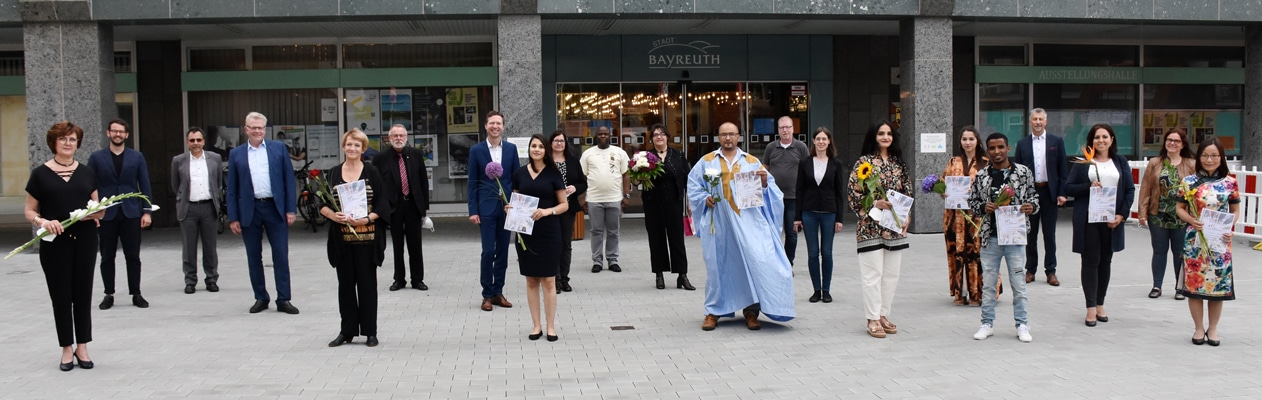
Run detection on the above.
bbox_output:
[1088,186,1117,223]
[944,176,971,210]
[1199,208,1235,253]
[995,205,1028,245]
[335,179,368,219]
[732,171,766,210]
[504,192,539,235]
[871,190,914,232]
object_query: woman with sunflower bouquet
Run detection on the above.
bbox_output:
[847,120,913,338]
[1174,138,1239,346]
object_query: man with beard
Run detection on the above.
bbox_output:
[373,124,431,291]
[88,119,154,309]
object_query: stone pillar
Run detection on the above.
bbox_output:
[899,17,953,234]
[22,0,115,166]
[497,14,542,139]
[1245,24,1262,166]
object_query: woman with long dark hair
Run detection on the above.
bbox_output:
[794,127,845,303]
[941,126,988,305]
[847,120,912,338]
[510,134,569,341]
[1065,123,1135,327]
[1138,128,1195,299]
[1176,138,1239,346]
[548,130,586,294]
[640,123,694,290]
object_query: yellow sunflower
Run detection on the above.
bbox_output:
[856,162,873,180]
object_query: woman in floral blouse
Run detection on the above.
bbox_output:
[847,120,912,339]
[1137,128,1195,300]
[1175,138,1239,346]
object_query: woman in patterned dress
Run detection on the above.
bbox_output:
[847,120,913,338]
[1137,128,1195,300]
[941,126,988,305]
[1175,138,1239,346]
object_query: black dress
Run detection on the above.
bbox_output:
[26,164,99,347]
[512,165,565,277]
[322,163,391,338]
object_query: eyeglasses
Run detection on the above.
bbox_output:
[652,132,668,137]
[718,133,739,137]
[108,129,127,134]
[1201,153,1222,159]
[778,126,793,130]
[188,138,204,143]
[57,136,78,144]
[552,139,566,143]
[1166,139,1182,144]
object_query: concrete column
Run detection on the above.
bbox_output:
[899,17,953,234]
[1245,24,1262,166]
[22,0,115,166]
[497,14,542,139]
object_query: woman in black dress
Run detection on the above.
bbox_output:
[549,130,586,294]
[640,123,694,290]
[321,128,390,348]
[509,134,569,341]
[24,121,105,371]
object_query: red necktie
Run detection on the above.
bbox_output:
[398,154,410,196]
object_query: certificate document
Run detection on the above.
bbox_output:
[1088,186,1117,223]
[873,189,914,232]
[1200,208,1235,253]
[944,176,971,210]
[732,171,766,210]
[335,179,368,219]
[504,192,539,235]
[995,205,1028,245]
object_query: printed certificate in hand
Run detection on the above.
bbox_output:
[732,171,766,210]
[1199,208,1235,253]
[995,205,1028,245]
[335,179,368,219]
[944,176,971,210]
[874,189,914,232]
[504,192,539,235]
[1088,186,1117,223]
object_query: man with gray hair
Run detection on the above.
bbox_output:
[1012,108,1068,286]
[762,116,808,265]
[373,124,430,291]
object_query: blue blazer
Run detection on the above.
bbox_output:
[87,148,153,221]
[1012,133,1068,199]
[466,140,519,218]
[1065,155,1135,253]
[226,140,297,226]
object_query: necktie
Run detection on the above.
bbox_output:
[398,153,410,196]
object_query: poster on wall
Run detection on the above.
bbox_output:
[413,88,447,135]
[321,98,338,122]
[275,125,308,169]
[447,133,479,178]
[414,134,438,167]
[446,87,479,133]
[346,89,381,136]
[380,89,412,132]
[1142,110,1241,156]
[306,125,341,170]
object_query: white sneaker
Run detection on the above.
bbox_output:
[1017,324,1033,343]
[973,324,994,340]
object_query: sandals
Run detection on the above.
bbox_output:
[866,321,887,338]
[879,318,898,334]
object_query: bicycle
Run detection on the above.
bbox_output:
[295,160,327,232]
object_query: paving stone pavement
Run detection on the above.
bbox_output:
[1,209,1260,399]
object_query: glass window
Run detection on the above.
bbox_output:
[978,83,1028,147]
[252,45,337,70]
[187,88,340,167]
[342,43,493,68]
[1034,44,1138,67]
[0,51,22,76]
[114,51,132,73]
[1143,84,1243,157]
[1034,83,1138,157]
[188,48,247,71]
[1144,46,1244,67]
[979,45,1027,66]
[747,82,808,148]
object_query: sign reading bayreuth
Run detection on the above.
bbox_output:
[621,35,747,81]
[648,37,721,69]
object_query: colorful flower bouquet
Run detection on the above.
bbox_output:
[923,174,980,233]
[1180,180,1212,259]
[1071,146,1101,182]
[7,192,157,259]
[857,161,902,227]
[308,169,360,238]
[992,184,1015,206]
[628,151,665,190]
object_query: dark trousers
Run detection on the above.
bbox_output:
[1081,223,1114,308]
[41,225,97,347]
[1149,223,1185,288]
[99,216,142,295]
[1026,186,1058,275]
[478,213,510,298]
[644,198,688,274]
[336,246,377,337]
[557,210,575,283]
[782,199,798,264]
[180,202,219,286]
[389,198,424,285]
[242,199,291,303]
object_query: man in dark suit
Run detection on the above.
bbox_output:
[172,127,224,294]
[1011,108,1068,286]
[89,118,154,310]
[373,124,431,291]
[227,112,300,314]
[467,110,519,312]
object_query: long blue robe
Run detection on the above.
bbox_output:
[686,149,796,322]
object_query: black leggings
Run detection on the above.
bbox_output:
[40,225,98,347]
[1081,223,1114,308]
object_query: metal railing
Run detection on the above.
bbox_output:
[1129,159,1260,241]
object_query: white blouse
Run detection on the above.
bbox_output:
[813,158,828,185]
[1091,159,1120,187]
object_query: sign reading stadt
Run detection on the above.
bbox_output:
[648,37,721,69]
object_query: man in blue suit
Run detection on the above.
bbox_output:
[467,110,519,312]
[227,112,300,314]
[89,119,154,310]
[1012,108,1068,286]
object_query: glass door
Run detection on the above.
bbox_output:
[681,82,748,163]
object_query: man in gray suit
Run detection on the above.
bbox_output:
[171,127,224,294]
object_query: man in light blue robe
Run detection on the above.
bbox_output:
[687,122,796,331]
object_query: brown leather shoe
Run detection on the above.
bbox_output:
[701,314,718,331]
[480,298,493,311]
[1025,272,1035,283]
[491,294,513,308]
[744,310,761,330]
[1047,274,1060,286]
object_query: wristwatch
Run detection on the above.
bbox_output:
[624,193,631,199]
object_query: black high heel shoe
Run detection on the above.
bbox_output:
[677,274,696,290]
[74,354,94,369]
[655,273,665,290]
[59,358,74,372]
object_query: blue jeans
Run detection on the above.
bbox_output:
[980,240,1028,327]
[801,211,836,291]
[1149,223,1186,288]
[782,199,798,264]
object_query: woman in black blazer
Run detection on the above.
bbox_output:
[793,127,847,303]
[1065,123,1135,327]
[640,123,695,290]
[549,130,587,294]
